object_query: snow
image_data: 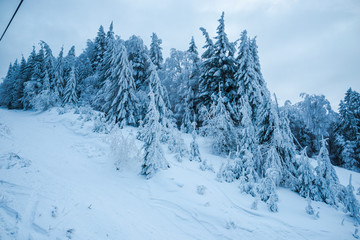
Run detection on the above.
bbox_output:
[0,108,357,240]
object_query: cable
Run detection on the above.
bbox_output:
[0,0,24,42]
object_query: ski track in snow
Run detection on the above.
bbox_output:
[0,108,357,240]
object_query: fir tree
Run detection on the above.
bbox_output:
[189,121,202,162]
[237,96,262,177]
[336,88,360,169]
[63,66,78,105]
[180,37,201,132]
[54,47,65,100]
[201,87,238,155]
[217,155,236,183]
[314,138,339,205]
[256,175,279,212]
[343,174,360,221]
[198,12,237,113]
[102,42,138,127]
[150,33,163,70]
[91,25,106,71]
[140,87,169,179]
[125,35,150,92]
[297,148,316,198]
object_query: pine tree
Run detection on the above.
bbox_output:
[91,25,106,71]
[180,37,201,132]
[189,121,202,162]
[41,41,56,91]
[150,33,163,70]
[98,22,116,87]
[336,88,360,169]
[12,56,27,108]
[140,87,169,179]
[125,35,150,92]
[343,174,360,221]
[314,138,339,205]
[54,47,65,100]
[0,63,16,108]
[238,96,262,177]
[256,175,279,212]
[198,12,237,113]
[217,155,236,183]
[63,66,78,105]
[235,33,261,117]
[201,87,238,155]
[297,148,316,198]
[102,42,138,127]
[147,63,172,127]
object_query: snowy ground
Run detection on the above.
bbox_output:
[0,108,358,240]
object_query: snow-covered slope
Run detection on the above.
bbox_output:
[0,108,358,240]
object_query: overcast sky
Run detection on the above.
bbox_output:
[0,0,359,108]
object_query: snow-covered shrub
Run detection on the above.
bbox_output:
[93,112,109,133]
[256,176,279,212]
[30,90,59,111]
[168,128,188,162]
[305,196,315,215]
[110,130,140,171]
[217,157,235,183]
[200,159,214,172]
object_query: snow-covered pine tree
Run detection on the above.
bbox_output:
[137,62,173,143]
[150,33,163,70]
[125,35,150,92]
[54,47,65,100]
[297,148,316,198]
[91,25,106,71]
[147,63,172,129]
[257,96,298,188]
[189,121,202,162]
[12,56,27,109]
[41,41,56,91]
[235,33,261,117]
[102,42,138,127]
[343,174,360,221]
[0,62,17,108]
[237,96,262,177]
[63,66,78,105]
[217,154,236,183]
[336,88,360,170]
[256,175,279,212]
[314,138,340,205]
[198,12,237,115]
[140,87,169,179]
[179,37,201,132]
[201,87,238,155]
[23,46,47,109]
[97,22,116,87]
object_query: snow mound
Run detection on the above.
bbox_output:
[0,153,31,169]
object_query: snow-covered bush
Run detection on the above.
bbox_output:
[110,130,141,171]
[30,90,59,111]
[256,176,279,212]
[217,157,235,183]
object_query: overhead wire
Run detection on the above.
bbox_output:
[0,0,24,42]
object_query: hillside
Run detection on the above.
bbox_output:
[0,108,358,240]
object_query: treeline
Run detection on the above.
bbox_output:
[0,12,359,216]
